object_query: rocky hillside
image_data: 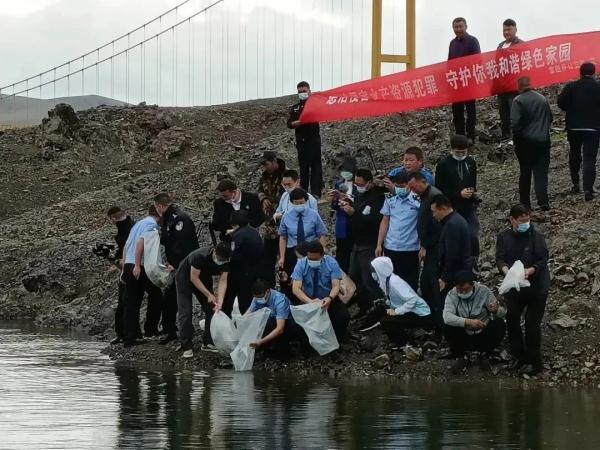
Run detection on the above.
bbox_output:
[1,89,599,386]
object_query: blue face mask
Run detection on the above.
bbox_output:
[517,222,530,233]
[340,171,353,181]
[293,204,307,214]
[395,186,409,197]
[307,259,321,268]
[254,297,268,305]
[371,272,379,281]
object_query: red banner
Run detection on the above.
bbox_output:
[300,31,600,124]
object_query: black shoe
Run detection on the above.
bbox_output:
[584,191,594,201]
[110,336,123,345]
[539,204,550,212]
[478,355,492,372]
[571,185,581,194]
[451,357,468,375]
[123,338,147,348]
[509,359,525,371]
[519,364,541,376]
[159,335,177,345]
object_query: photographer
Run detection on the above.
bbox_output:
[106,206,135,345]
[435,134,480,263]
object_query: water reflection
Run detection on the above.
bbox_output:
[2,322,600,449]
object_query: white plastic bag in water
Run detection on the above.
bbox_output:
[499,260,531,295]
[210,311,239,356]
[141,230,174,288]
[230,307,271,371]
[290,301,339,356]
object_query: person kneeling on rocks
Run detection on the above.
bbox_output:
[443,270,506,374]
[175,242,232,358]
[371,256,433,347]
[246,279,297,358]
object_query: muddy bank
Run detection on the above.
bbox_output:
[1,88,599,386]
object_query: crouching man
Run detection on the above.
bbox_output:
[175,242,232,358]
[247,279,297,357]
[443,270,506,374]
[291,240,350,342]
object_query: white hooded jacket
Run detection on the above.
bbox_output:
[370,257,430,317]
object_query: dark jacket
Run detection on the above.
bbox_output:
[511,89,553,143]
[349,186,386,246]
[557,76,600,131]
[257,158,286,240]
[161,204,199,269]
[496,37,525,49]
[495,226,550,294]
[114,216,134,261]
[212,191,265,240]
[438,211,472,285]
[435,155,478,217]
[332,178,359,240]
[417,185,443,252]
[232,225,265,276]
[448,34,481,60]
[287,100,321,147]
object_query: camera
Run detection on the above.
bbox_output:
[92,243,115,260]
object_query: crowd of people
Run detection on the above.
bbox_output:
[102,17,600,377]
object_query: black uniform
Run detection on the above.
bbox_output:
[161,204,199,338]
[224,224,266,314]
[496,226,549,369]
[287,100,323,197]
[438,211,472,297]
[114,216,135,339]
[211,192,265,241]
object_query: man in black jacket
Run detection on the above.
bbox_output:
[212,179,265,241]
[558,62,600,201]
[497,18,525,141]
[107,206,135,344]
[435,134,480,262]
[431,194,472,302]
[343,168,386,315]
[408,173,444,327]
[496,204,550,376]
[287,81,322,197]
[511,76,553,210]
[154,193,200,344]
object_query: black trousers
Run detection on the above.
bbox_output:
[114,280,127,338]
[162,282,178,338]
[176,270,213,348]
[514,138,550,208]
[459,210,480,260]
[444,319,506,357]
[297,142,323,197]
[224,269,261,316]
[498,93,517,140]
[327,298,350,342]
[335,238,353,274]
[381,313,434,346]
[281,247,299,304]
[122,264,163,342]
[384,248,420,292]
[263,237,279,288]
[260,316,302,355]
[505,288,547,367]
[348,244,381,313]
[420,253,442,328]
[451,101,476,140]
[567,130,600,193]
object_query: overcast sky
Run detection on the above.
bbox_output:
[0,0,598,106]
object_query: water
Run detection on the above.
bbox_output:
[1,321,599,449]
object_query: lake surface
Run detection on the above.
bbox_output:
[1,321,599,449]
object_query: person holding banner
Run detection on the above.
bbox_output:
[448,17,481,143]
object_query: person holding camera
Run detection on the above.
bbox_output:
[371,256,433,347]
[106,206,135,345]
[435,134,480,263]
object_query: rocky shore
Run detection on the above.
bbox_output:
[1,88,599,387]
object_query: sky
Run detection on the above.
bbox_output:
[0,0,598,106]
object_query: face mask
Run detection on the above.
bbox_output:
[284,186,294,193]
[371,272,379,281]
[298,92,309,100]
[517,222,530,233]
[356,185,367,194]
[457,290,474,299]
[254,297,267,305]
[395,186,409,197]
[452,153,467,161]
[213,257,228,266]
[307,259,321,268]
[293,204,307,213]
[340,171,353,181]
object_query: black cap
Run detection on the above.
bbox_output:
[391,170,409,184]
[260,151,278,164]
[455,270,475,284]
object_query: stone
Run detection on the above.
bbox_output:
[549,314,578,329]
[373,353,390,369]
[404,346,423,362]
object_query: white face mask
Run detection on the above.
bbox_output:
[299,92,309,100]
[283,186,294,193]
[452,153,467,161]
[307,259,321,268]
[340,171,353,181]
[457,290,474,299]
[356,185,367,194]
[254,297,268,305]
[371,272,379,281]
[213,257,228,266]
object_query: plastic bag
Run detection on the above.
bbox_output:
[339,271,356,304]
[290,301,339,356]
[230,307,270,371]
[141,230,174,288]
[499,260,531,295]
[210,311,239,356]
[231,297,242,324]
